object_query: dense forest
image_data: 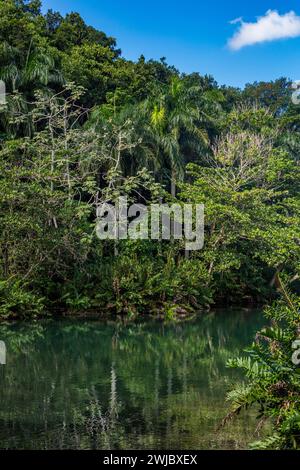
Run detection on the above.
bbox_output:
[1,0,300,451]
[1,0,300,319]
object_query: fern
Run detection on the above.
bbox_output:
[250,434,283,450]
[223,276,300,449]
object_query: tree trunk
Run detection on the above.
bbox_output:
[171,167,176,198]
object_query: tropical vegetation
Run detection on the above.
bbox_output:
[1,1,300,319]
[224,278,300,450]
[0,0,300,452]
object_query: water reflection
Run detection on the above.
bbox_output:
[0,310,266,449]
[0,341,6,365]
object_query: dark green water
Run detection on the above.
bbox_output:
[0,310,266,450]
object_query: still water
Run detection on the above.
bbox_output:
[0,310,266,450]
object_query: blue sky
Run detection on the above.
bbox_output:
[41,1,300,88]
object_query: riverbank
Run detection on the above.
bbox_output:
[0,298,267,322]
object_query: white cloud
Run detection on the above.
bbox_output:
[228,10,300,50]
[229,17,243,25]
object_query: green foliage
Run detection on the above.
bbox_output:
[1,0,300,454]
[179,115,300,303]
[0,1,300,320]
[224,279,300,449]
[0,278,44,318]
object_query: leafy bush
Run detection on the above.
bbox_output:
[223,277,300,449]
[91,242,213,316]
[0,279,45,318]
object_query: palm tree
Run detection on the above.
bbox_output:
[147,76,211,197]
[86,100,159,180]
[0,41,64,137]
[0,41,63,92]
[87,77,221,197]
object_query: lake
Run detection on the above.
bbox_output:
[0,310,266,449]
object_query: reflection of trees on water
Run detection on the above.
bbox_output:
[83,365,118,450]
[0,311,265,449]
[0,340,6,365]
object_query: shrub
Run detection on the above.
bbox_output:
[0,279,45,319]
[223,276,300,449]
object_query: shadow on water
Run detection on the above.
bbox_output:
[0,309,267,449]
